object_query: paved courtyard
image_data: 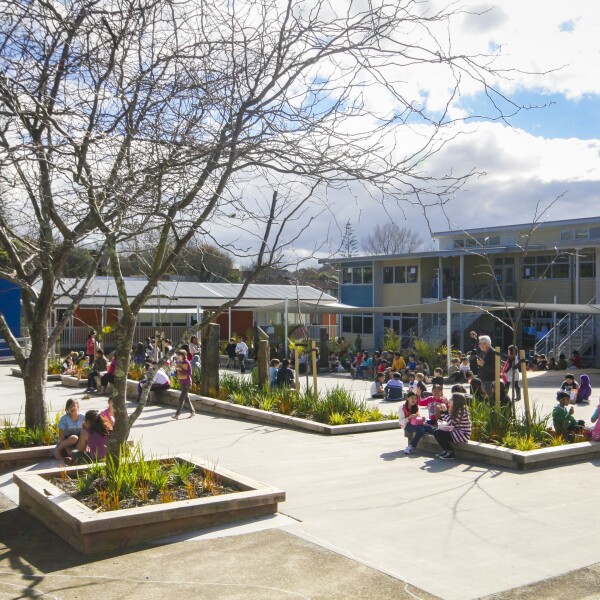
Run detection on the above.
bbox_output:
[1,364,600,599]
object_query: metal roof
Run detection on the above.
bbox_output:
[50,278,336,309]
[432,215,600,238]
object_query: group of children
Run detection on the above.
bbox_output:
[553,372,600,441]
[54,397,115,463]
[398,384,472,460]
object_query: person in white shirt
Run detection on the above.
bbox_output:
[235,337,249,374]
[136,363,171,402]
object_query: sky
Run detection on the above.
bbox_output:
[284,0,600,262]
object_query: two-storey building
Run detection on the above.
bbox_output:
[322,216,600,362]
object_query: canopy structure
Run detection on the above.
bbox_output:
[499,302,600,315]
[245,299,512,315]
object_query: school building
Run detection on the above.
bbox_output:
[321,216,600,364]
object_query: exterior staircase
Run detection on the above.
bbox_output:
[418,309,481,347]
[535,313,596,361]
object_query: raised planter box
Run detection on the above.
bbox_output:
[146,386,398,435]
[61,377,399,435]
[405,432,600,470]
[11,368,61,381]
[60,375,88,388]
[13,454,285,554]
[0,445,54,473]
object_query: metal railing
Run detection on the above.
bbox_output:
[535,296,597,359]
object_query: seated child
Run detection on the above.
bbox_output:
[270,359,280,388]
[578,374,592,404]
[470,377,489,404]
[399,391,435,455]
[54,399,84,460]
[384,372,404,401]
[459,356,471,379]
[590,399,600,441]
[430,367,444,388]
[560,373,579,403]
[68,409,113,464]
[370,372,386,399]
[419,384,446,425]
[415,372,429,398]
[406,354,417,372]
[553,391,585,439]
[557,354,568,370]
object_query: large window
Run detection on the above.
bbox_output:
[342,266,373,285]
[342,314,373,334]
[523,252,596,279]
[561,227,600,241]
[453,235,501,248]
[383,265,418,284]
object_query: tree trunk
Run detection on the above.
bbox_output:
[108,315,136,452]
[257,339,269,389]
[200,323,220,397]
[22,317,50,428]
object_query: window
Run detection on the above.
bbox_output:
[382,265,418,284]
[561,228,595,241]
[523,254,571,279]
[341,266,372,285]
[452,235,501,248]
[580,252,596,278]
[342,314,373,334]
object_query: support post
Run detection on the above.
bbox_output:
[552,295,557,357]
[257,339,270,389]
[446,296,452,374]
[459,254,465,352]
[519,349,532,425]
[311,340,318,395]
[294,347,300,394]
[284,297,289,358]
[494,346,501,409]
[200,323,220,398]
[228,307,232,341]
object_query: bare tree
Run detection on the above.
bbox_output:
[1,0,536,433]
[362,223,424,255]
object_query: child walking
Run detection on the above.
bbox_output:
[172,349,196,420]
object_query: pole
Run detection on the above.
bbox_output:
[494,346,501,409]
[284,297,289,358]
[228,307,232,341]
[294,347,300,395]
[519,349,532,425]
[446,296,452,374]
[552,295,557,357]
[311,340,318,396]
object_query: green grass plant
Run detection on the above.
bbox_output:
[1,415,59,449]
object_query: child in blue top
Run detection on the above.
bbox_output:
[54,398,84,460]
[270,359,280,388]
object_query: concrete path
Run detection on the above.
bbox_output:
[2,365,600,599]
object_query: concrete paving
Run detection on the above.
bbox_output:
[2,365,600,599]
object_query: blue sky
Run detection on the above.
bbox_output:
[461,91,600,140]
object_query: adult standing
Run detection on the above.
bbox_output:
[467,330,479,376]
[354,334,363,353]
[476,335,496,399]
[235,336,249,374]
[172,349,195,419]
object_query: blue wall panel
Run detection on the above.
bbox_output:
[0,279,21,355]
[341,285,373,308]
